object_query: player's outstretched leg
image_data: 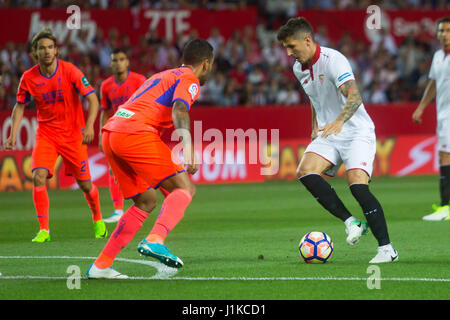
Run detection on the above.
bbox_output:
[87,190,156,279]
[349,183,398,263]
[31,169,51,243]
[299,173,367,245]
[297,153,367,246]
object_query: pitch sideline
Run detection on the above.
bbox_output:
[0,256,449,282]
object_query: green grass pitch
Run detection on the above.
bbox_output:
[0,176,449,300]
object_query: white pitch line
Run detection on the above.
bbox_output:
[0,256,449,282]
[0,276,449,282]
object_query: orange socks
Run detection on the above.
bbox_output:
[94,205,149,269]
[147,189,192,243]
[83,183,102,222]
[108,174,123,211]
[33,185,49,231]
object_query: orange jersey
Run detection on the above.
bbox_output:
[16,59,95,139]
[100,71,146,112]
[103,66,200,134]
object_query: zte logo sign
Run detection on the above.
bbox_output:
[144,10,191,42]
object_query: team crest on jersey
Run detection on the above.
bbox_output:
[319,74,324,84]
[188,83,199,99]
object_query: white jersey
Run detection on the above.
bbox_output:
[293,45,374,137]
[429,49,450,123]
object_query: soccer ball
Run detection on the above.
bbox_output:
[299,231,334,263]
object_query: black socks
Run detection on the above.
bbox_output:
[350,184,390,246]
[439,165,450,206]
[299,174,352,222]
[299,174,391,247]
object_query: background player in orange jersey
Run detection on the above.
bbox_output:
[99,48,146,223]
[87,39,214,279]
[3,28,107,242]
[100,48,173,223]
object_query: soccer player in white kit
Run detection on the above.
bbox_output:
[413,17,450,221]
[277,17,398,263]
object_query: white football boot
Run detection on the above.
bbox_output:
[345,220,369,246]
[103,210,123,223]
[369,245,399,264]
[422,205,450,221]
[86,264,129,279]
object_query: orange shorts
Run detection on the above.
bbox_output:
[102,130,185,199]
[31,133,91,180]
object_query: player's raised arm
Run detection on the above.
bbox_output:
[83,92,99,145]
[172,100,197,175]
[319,80,362,138]
[4,103,26,150]
[412,79,436,124]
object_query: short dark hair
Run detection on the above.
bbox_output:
[181,38,214,67]
[277,17,315,42]
[31,28,57,51]
[437,16,450,28]
[111,47,128,57]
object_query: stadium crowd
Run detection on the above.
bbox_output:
[0,0,447,109]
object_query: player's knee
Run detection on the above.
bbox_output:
[32,170,48,186]
[77,181,92,193]
[297,165,315,179]
[138,198,157,213]
[187,184,196,198]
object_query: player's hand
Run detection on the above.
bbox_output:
[82,126,95,145]
[412,108,423,124]
[318,120,344,138]
[184,149,199,175]
[4,136,16,150]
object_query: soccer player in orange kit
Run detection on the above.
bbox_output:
[99,48,147,223]
[87,39,214,279]
[4,28,107,242]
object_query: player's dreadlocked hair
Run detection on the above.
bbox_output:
[181,38,214,67]
[277,17,315,42]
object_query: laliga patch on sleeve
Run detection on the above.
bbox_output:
[188,83,199,99]
[81,76,90,87]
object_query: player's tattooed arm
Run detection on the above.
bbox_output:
[172,100,191,132]
[319,80,362,138]
[172,100,198,174]
[336,80,363,123]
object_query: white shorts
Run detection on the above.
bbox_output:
[437,118,450,153]
[304,132,376,178]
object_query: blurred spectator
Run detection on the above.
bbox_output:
[262,40,288,68]
[253,82,268,106]
[315,25,332,47]
[276,82,300,105]
[365,81,388,104]
[221,79,239,106]
[206,71,227,104]
[247,65,267,86]
[229,61,247,88]
[0,0,444,110]
[207,27,225,55]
